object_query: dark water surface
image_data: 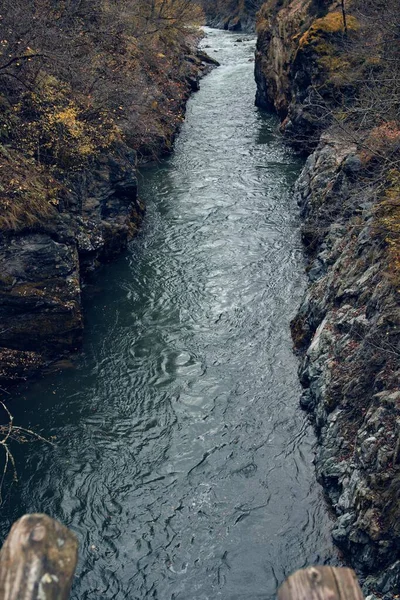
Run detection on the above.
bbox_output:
[2,29,339,599]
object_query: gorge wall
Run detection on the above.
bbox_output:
[0,38,217,386]
[201,0,264,32]
[255,0,400,595]
[0,142,144,384]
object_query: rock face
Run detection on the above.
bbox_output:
[0,143,144,384]
[255,0,308,116]
[255,3,360,151]
[203,0,264,32]
[0,52,215,386]
[255,0,400,594]
[292,136,400,592]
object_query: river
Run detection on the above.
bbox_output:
[0,28,340,599]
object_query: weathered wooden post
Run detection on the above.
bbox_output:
[0,514,364,600]
[0,513,78,600]
[278,567,364,600]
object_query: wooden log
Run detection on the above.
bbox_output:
[278,567,364,600]
[0,513,78,600]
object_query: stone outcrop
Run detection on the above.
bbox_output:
[255,0,400,594]
[203,0,264,32]
[292,136,400,593]
[255,0,309,116]
[255,2,360,151]
[0,143,144,384]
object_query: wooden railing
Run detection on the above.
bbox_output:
[0,514,78,600]
[0,514,364,600]
[278,566,364,600]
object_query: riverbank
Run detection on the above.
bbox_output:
[255,0,400,594]
[0,4,218,387]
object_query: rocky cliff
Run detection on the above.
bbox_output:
[202,0,264,32]
[0,143,143,384]
[255,0,400,595]
[293,136,400,595]
[0,50,217,387]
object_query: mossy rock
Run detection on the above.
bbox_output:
[293,11,361,95]
[299,12,359,49]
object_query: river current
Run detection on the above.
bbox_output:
[1,28,339,599]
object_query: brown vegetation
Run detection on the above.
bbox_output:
[257,0,400,282]
[0,0,204,231]
[338,0,400,283]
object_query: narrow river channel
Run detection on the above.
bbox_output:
[1,28,340,600]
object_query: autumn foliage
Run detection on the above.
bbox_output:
[257,0,400,281]
[0,0,204,229]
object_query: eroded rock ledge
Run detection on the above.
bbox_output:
[255,0,400,595]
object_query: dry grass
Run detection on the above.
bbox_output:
[298,11,359,48]
[374,166,400,288]
[0,145,59,231]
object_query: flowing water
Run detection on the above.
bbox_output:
[1,28,340,599]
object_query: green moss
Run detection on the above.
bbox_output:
[299,11,359,48]
[295,12,361,86]
[321,56,350,69]
[312,40,334,55]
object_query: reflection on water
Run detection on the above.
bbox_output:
[1,28,340,600]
